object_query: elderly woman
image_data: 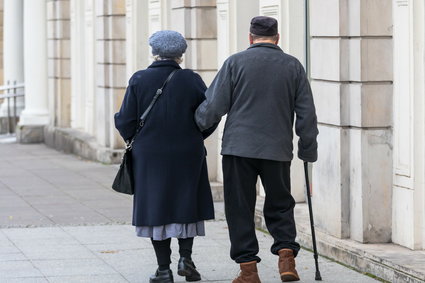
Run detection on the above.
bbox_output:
[114,30,216,283]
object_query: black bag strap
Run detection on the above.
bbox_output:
[127,69,178,149]
[140,69,178,126]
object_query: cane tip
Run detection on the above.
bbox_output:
[315,271,322,281]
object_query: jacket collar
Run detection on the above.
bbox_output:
[148,60,182,69]
[247,42,283,52]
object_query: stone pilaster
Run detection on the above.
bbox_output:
[392,0,425,250]
[215,0,259,184]
[95,0,126,149]
[310,0,393,242]
[47,0,71,128]
[169,0,219,181]
[170,0,217,84]
[125,0,149,78]
[258,0,307,202]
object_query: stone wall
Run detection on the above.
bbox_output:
[310,0,393,243]
[168,0,219,181]
[95,0,127,150]
[392,0,425,250]
[0,0,4,86]
[47,0,71,128]
[125,0,149,78]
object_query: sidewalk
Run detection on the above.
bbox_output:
[0,139,379,282]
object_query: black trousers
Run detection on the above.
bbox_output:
[222,155,300,263]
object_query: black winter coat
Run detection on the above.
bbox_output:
[114,60,215,226]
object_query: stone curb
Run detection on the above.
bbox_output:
[295,223,424,283]
[44,125,124,164]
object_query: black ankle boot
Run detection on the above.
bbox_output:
[177,257,201,282]
[149,269,174,283]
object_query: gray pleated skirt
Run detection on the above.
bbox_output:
[136,221,205,241]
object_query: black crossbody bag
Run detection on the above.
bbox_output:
[112,69,178,195]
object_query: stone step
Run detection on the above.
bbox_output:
[255,200,425,283]
[211,181,224,202]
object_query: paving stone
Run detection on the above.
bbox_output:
[97,248,158,274]
[44,214,112,226]
[81,198,131,209]
[24,195,77,206]
[0,232,22,253]
[120,264,160,282]
[0,168,28,177]
[0,143,382,282]
[92,210,131,224]
[2,278,48,283]
[0,252,27,261]
[9,159,62,170]
[0,176,53,188]
[46,274,128,283]
[17,244,96,261]
[85,241,152,253]
[0,223,380,282]
[0,260,44,278]
[0,149,123,232]
[0,195,30,208]
[0,210,55,228]
[31,258,118,277]
[63,188,122,201]
[0,188,14,197]
[3,227,79,245]
[62,225,139,245]
[4,185,63,197]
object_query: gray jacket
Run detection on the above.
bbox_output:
[195,43,318,162]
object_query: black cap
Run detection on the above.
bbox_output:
[250,16,278,36]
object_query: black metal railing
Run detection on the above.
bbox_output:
[0,81,25,134]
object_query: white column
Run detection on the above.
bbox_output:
[17,0,49,142]
[0,0,24,116]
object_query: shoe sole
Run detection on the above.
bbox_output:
[280,272,300,282]
[149,280,173,283]
[185,276,201,282]
[178,269,191,277]
[178,270,201,282]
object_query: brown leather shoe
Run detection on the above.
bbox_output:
[233,261,261,283]
[278,249,300,282]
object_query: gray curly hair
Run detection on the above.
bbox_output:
[153,55,183,64]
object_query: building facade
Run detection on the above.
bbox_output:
[1,0,424,254]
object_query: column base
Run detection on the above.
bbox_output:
[44,125,122,164]
[0,117,19,134]
[16,125,45,143]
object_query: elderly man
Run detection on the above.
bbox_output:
[195,16,318,282]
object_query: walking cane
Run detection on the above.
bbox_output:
[303,162,322,281]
